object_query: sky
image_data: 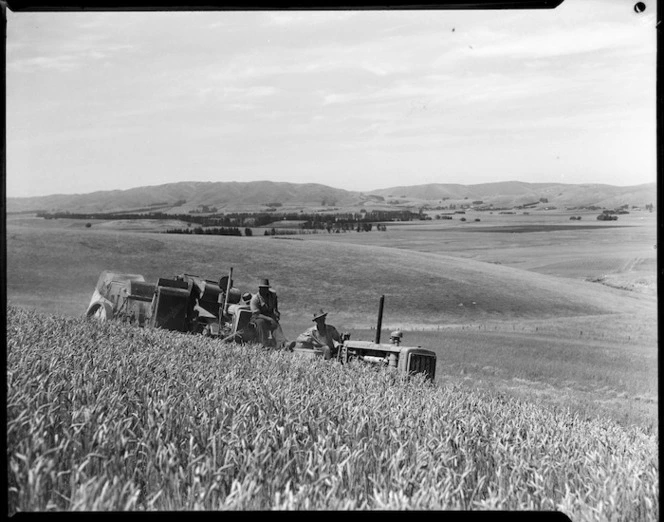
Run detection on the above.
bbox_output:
[5,0,658,198]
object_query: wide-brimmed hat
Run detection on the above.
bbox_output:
[242,292,252,302]
[312,309,328,321]
[258,278,270,288]
[390,330,403,339]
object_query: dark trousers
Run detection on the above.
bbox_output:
[252,315,279,346]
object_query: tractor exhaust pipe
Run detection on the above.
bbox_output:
[375,295,385,344]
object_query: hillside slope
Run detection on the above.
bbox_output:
[368,181,559,200]
[5,181,360,214]
[368,181,656,209]
[6,225,655,328]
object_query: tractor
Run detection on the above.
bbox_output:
[293,296,437,381]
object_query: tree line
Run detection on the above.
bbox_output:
[164,227,243,236]
[37,209,417,228]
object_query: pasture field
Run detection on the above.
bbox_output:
[6,212,657,320]
[6,307,658,517]
[378,320,657,431]
[288,210,657,293]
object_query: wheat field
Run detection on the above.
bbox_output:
[6,307,658,517]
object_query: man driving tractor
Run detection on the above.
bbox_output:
[293,309,342,360]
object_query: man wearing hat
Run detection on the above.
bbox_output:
[390,330,403,346]
[294,309,342,360]
[249,279,286,348]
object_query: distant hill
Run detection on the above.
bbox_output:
[5,181,360,214]
[368,181,657,209]
[5,180,656,214]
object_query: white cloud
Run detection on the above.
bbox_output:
[5,4,657,197]
[261,11,357,27]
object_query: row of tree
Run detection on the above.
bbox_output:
[164,227,243,236]
[37,209,418,228]
[163,223,390,237]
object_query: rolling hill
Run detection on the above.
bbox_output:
[6,225,655,333]
[4,181,360,214]
[368,181,657,209]
[5,180,656,214]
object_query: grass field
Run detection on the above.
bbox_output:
[5,210,658,513]
[6,212,656,322]
[289,211,657,287]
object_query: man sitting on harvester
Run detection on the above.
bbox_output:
[249,279,286,349]
[292,309,342,360]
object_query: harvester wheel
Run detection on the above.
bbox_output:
[87,303,112,321]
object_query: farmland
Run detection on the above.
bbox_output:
[7,307,658,516]
[5,208,658,515]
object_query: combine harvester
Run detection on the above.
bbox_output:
[86,270,436,380]
[86,268,257,344]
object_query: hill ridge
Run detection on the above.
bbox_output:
[6,180,656,214]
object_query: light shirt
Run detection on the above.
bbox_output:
[296,324,341,350]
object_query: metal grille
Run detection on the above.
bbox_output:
[407,353,436,380]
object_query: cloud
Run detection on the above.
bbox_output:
[5,5,657,197]
[261,11,357,27]
[467,25,645,61]
[8,54,81,73]
[8,43,136,73]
